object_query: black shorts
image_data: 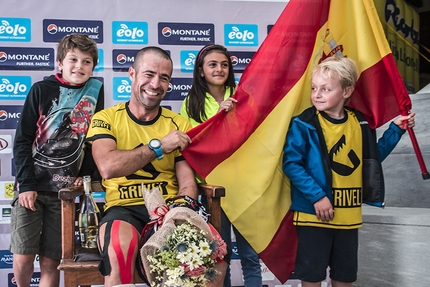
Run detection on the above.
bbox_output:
[294,226,358,283]
[100,205,150,233]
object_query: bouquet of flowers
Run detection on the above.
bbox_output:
[140,186,227,287]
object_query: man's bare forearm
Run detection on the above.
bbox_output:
[94,144,156,179]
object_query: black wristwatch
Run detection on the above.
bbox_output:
[148,139,163,159]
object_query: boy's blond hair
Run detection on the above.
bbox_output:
[313,56,358,92]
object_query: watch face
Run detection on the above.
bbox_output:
[150,139,161,148]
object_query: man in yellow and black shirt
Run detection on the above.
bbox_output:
[86,47,226,287]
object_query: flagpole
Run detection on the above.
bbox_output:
[407,127,430,180]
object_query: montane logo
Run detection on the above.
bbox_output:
[0,110,7,121]
[0,51,7,62]
[231,56,238,66]
[116,54,127,64]
[47,23,58,34]
[162,27,172,37]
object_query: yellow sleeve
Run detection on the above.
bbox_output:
[179,97,201,128]
[85,108,114,142]
[179,97,189,119]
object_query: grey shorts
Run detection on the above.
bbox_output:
[10,190,62,260]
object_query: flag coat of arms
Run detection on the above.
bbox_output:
[182,0,411,283]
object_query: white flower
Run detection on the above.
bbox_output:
[190,242,200,255]
[199,240,212,257]
[164,276,179,287]
[182,280,195,287]
[177,250,193,263]
[181,277,194,287]
[166,266,184,278]
[146,221,225,287]
[188,255,204,270]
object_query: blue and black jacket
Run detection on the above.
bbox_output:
[282,106,405,214]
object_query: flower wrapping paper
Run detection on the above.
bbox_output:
[140,185,217,285]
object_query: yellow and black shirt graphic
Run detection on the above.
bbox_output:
[295,109,363,229]
[86,102,192,211]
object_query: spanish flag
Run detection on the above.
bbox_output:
[182,0,412,283]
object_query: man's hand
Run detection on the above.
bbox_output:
[314,196,334,222]
[161,130,192,153]
[18,191,38,211]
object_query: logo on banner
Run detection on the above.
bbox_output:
[229,51,255,73]
[2,207,11,217]
[94,49,104,72]
[224,24,259,46]
[180,50,198,73]
[0,250,13,269]
[0,18,31,42]
[0,47,54,71]
[1,205,12,224]
[113,77,131,100]
[231,242,239,259]
[0,135,12,154]
[43,19,103,43]
[112,49,170,72]
[112,49,139,72]
[235,77,240,86]
[260,262,275,281]
[384,0,419,45]
[164,78,192,101]
[158,22,214,45]
[112,21,148,44]
[9,272,41,287]
[0,106,22,129]
[0,181,14,200]
[0,76,31,99]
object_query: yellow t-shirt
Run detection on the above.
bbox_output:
[294,109,363,229]
[180,89,232,128]
[86,102,192,210]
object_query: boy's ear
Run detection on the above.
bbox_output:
[344,86,355,97]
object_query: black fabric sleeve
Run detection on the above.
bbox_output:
[78,143,97,178]
[13,83,41,192]
[95,85,105,112]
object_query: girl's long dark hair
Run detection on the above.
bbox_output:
[185,44,236,124]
